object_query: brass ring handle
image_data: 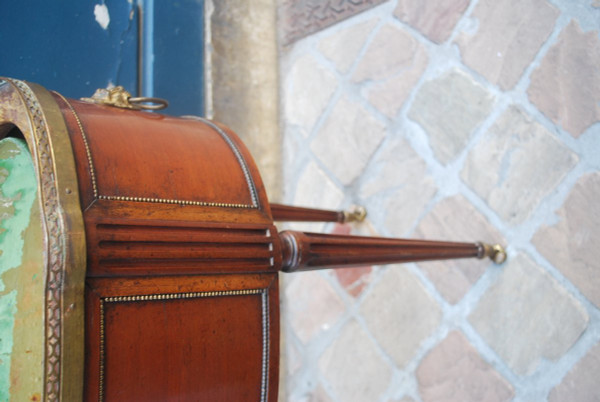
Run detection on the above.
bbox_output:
[81,86,169,111]
[128,97,169,110]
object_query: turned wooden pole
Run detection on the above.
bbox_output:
[270,203,366,223]
[279,230,506,272]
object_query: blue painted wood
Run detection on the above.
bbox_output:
[0,0,204,116]
[0,0,138,98]
[149,0,205,116]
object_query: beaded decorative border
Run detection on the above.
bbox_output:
[186,116,259,207]
[98,289,270,402]
[58,95,259,209]
[9,79,64,401]
[54,92,99,197]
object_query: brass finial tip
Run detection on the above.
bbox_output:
[343,206,367,223]
[491,244,507,264]
[478,242,507,264]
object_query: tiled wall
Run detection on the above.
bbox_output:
[278,0,600,401]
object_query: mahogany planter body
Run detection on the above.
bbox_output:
[0,79,280,402]
[56,93,282,402]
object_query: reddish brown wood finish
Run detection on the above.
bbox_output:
[35,90,502,401]
[51,93,281,401]
[85,274,279,402]
[270,203,344,222]
[85,216,279,277]
[280,230,482,272]
[54,97,268,212]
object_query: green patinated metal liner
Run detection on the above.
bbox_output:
[0,137,44,401]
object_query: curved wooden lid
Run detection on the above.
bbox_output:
[52,96,271,219]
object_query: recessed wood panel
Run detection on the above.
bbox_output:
[103,293,264,401]
[85,274,279,402]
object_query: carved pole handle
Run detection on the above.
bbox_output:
[271,204,366,223]
[280,230,506,272]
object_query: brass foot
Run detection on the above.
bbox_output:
[477,243,507,264]
[342,206,367,223]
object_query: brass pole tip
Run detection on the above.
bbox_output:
[491,244,507,264]
[343,206,367,223]
[478,243,507,264]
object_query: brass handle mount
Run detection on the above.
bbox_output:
[81,86,168,111]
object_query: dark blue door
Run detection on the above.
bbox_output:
[0,0,204,116]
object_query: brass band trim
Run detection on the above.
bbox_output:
[11,79,64,401]
[59,95,259,209]
[98,289,269,402]
[7,79,87,402]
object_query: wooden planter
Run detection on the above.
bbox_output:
[0,79,504,401]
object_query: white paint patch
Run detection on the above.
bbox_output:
[94,4,110,30]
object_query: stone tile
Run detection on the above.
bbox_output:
[408,69,495,165]
[285,271,345,344]
[365,45,428,118]
[330,224,373,298]
[311,96,386,185]
[394,0,469,44]
[359,137,437,237]
[528,20,600,137]
[461,106,578,225]
[289,384,334,402]
[284,54,338,136]
[383,184,437,237]
[417,331,514,402]
[469,254,589,376]
[360,138,433,199]
[289,162,343,233]
[549,341,600,402]
[361,267,442,368]
[279,0,387,45]
[331,223,351,236]
[319,320,392,402]
[318,18,379,74]
[310,386,334,402]
[282,130,306,185]
[293,161,344,210]
[353,24,420,83]
[334,265,373,298]
[455,0,559,89]
[415,195,504,304]
[533,173,600,308]
[285,339,303,376]
[352,24,429,118]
